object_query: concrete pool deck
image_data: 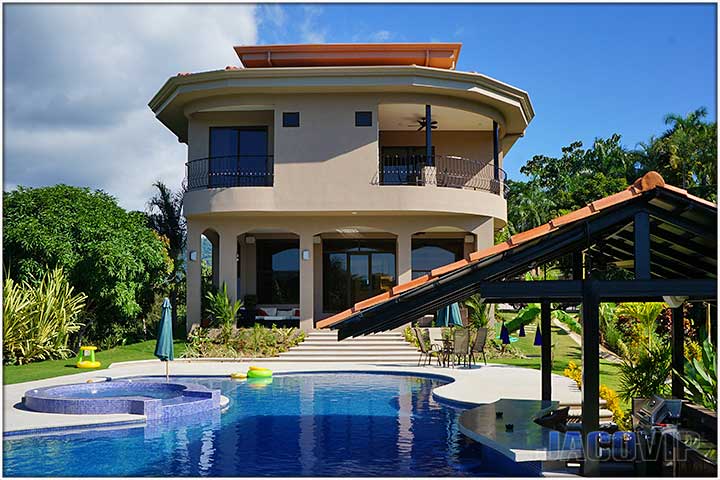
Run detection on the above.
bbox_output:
[3,359,581,434]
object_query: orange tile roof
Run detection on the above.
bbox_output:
[316,171,716,330]
[233,43,462,69]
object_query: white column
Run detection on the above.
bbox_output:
[186,221,202,333]
[299,231,315,332]
[393,231,413,331]
[218,229,238,303]
[397,231,413,284]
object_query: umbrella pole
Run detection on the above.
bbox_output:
[165,361,169,382]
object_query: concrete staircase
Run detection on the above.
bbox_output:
[276,330,420,363]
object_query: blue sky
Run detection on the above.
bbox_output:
[259,3,717,179]
[4,3,716,209]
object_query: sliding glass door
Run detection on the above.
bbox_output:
[323,239,396,313]
[209,127,270,187]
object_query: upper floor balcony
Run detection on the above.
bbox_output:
[186,152,506,196]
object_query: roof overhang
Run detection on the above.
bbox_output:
[148,65,534,145]
[234,43,462,69]
[315,173,717,339]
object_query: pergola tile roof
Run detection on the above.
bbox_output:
[316,171,716,330]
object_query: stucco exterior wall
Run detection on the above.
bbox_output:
[183,93,507,222]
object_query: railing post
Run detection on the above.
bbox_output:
[425,104,432,166]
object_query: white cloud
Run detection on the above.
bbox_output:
[4,4,258,210]
[298,5,326,43]
[370,30,392,42]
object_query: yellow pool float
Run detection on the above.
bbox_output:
[247,367,272,379]
[76,346,101,369]
[230,372,247,380]
[247,377,273,388]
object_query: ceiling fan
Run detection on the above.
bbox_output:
[408,117,438,131]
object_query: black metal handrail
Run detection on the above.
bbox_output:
[186,155,274,190]
[375,154,508,196]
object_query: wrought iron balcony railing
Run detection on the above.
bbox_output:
[186,155,274,190]
[375,154,508,196]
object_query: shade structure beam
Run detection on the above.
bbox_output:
[541,300,552,402]
[634,211,651,279]
[581,282,600,477]
[336,202,653,338]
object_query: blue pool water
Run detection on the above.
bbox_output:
[3,373,537,477]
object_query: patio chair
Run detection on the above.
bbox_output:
[469,327,488,366]
[452,328,470,368]
[414,327,437,366]
[427,328,444,352]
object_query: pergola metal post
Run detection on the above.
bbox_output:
[541,300,552,402]
[581,281,600,476]
[425,104,432,166]
[671,305,685,399]
[572,251,584,280]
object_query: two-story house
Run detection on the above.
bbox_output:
[149,43,534,333]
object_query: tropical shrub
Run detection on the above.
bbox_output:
[562,361,630,429]
[182,324,305,358]
[618,336,672,402]
[3,268,86,365]
[3,185,172,343]
[553,309,582,334]
[204,283,243,343]
[678,337,717,410]
[564,360,583,387]
[464,294,491,328]
[600,385,631,430]
[616,302,666,347]
[403,326,421,348]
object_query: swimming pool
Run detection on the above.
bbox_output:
[3,373,538,477]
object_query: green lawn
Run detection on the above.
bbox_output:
[490,322,625,405]
[3,340,187,385]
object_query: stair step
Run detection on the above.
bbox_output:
[292,344,418,352]
[279,350,419,357]
[268,356,420,362]
[300,343,412,349]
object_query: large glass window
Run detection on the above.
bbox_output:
[411,238,464,279]
[209,127,270,187]
[256,239,299,304]
[323,239,396,313]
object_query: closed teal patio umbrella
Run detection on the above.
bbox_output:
[154,297,174,381]
[436,302,463,327]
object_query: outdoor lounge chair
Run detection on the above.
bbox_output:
[452,328,470,367]
[469,327,488,366]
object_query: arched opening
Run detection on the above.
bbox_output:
[200,229,220,327]
[238,230,300,327]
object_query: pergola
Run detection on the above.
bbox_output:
[318,172,717,472]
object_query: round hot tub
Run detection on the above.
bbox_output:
[24,379,221,419]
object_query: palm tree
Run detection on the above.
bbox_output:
[147,181,186,329]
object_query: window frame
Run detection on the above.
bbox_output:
[282,112,300,128]
[355,111,373,127]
